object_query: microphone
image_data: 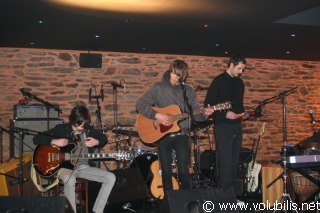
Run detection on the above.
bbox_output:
[10,177,29,186]
[19,86,29,100]
[89,84,92,101]
[309,110,315,124]
[123,80,126,94]
[178,76,185,85]
[111,81,124,88]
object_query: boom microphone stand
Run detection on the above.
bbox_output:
[260,87,298,213]
[89,83,105,133]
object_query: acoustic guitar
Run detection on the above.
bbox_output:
[33,144,132,177]
[150,159,179,199]
[137,102,231,143]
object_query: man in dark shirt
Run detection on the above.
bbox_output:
[204,55,248,199]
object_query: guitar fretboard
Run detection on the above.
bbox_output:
[65,152,131,161]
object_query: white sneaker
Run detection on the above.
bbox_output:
[237,199,245,206]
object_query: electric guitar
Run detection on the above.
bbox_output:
[150,160,179,199]
[247,122,266,192]
[137,102,231,143]
[33,144,132,177]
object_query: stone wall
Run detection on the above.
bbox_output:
[0,48,320,168]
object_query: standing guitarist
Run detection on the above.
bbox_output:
[204,54,249,204]
[136,60,214,197]
[33,105,116,213]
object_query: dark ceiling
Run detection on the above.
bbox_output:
[1,0,320,61]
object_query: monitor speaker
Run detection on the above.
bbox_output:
[10,119,64,157]
[162,187,238,213]
[79,53,102,68]
[0,196,73,213]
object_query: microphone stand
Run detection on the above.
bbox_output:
[180,82,203,187]
[89,84,105,133]
[259,87,298,213]
[23,90,62,130]
[0,125,3,163]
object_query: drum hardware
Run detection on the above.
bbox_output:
[262,87,298,213]
[191,121,215,188]
[111,126,139,138]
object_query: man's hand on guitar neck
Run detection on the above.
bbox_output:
[204,104,214,117]
[155,113,172,126]
[51,138,68,147]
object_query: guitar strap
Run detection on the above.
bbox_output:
[30,161,60,192]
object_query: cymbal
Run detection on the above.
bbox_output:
[112,126,139,137]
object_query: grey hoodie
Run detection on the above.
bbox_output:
[136,70,207,134]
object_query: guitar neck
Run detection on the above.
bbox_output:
[172,108,203,122]
[68,152,127,160]
[172,103,228,122]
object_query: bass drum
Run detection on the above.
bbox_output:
[130,153,158,184]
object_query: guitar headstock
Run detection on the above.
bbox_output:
[117,151,133,161]
[214,101,232,111]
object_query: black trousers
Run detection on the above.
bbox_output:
[214,123,242,191]
[157,135,191,193]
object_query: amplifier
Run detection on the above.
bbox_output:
[10,119,64,157]
[0,154,40,196]
[13,104,60,119]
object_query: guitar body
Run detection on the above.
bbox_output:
[150,160,179,199]
[137,105,182,143]
[247,161,262,192]
[33,144,77,177]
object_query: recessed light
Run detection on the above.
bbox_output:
[215,43,220,47]
[286,51,290,54]
[203,24,208,28]
[95,35,100,38]
[290,34,296,37]
[38,20,44,24]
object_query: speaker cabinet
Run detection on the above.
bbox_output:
[0,154,40,196]
[79,53,102,68]
[88,167,148,212]
[10,119,64,157]
[0,196,73,213]
[163,187,238,213]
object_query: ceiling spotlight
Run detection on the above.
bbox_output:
[95,35,100,38]
[203,24,208,28]
[38,20,44,24]
[290,34,296,37]
[286,51,290,54]
[215,43,220,47]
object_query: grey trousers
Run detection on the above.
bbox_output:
[58,165,116,213]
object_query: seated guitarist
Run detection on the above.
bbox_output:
[33,105,116,213]
[136,59,214,198]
